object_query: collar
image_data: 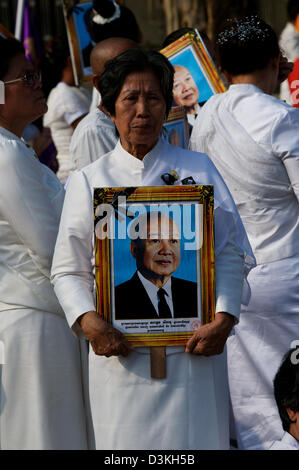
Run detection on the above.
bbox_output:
[137,270,172,297]
[113,138,164,171]
[0,125,22,142]
[229,83,264,94]
[0,126,37,158]
[281,432,299,449]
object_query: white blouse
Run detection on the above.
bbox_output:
[51,138,254,333]
[190,84,299,265]
[0,126,65,315]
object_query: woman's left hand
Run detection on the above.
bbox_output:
[185,312,235,356]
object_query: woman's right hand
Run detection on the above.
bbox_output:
[78,310,132,357]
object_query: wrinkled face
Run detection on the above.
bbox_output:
[1,53,47,124]
[173,66,199,108]
[111,69,166,155]
[131,215,181,279]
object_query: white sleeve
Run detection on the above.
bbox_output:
[215,240,244,322]
[51,171,95,332]
[213,202,246,322]
[55,86,89,126]
[0,142,64,277]
[70,124,116,170]
[272,110,299,202]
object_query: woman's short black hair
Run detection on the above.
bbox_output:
[216,16,280,75]
[287,0,299,22]
[273,348,299,432]
[98,48,174,117]
[0,37,25,80]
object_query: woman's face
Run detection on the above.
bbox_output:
[1,53,47,127]
[110,69,166,158]
[173,66,199,109]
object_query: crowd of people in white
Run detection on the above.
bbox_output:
[0,0,299,451]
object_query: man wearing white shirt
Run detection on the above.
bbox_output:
[115,212,197,320]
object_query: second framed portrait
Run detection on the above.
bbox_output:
[94,185,215,347]
[160,30,226,125]
[62,0,94,84]
[162,106,189,149]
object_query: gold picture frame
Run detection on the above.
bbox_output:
[160,30,226,115]
[62,0,94,85]
[94,185,215,347]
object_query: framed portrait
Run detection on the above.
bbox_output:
[62,0,94,85]
[160,30,226,122]
[163,106,189,149]
[94,185,215,347]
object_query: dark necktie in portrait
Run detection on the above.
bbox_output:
[157,287,172,318]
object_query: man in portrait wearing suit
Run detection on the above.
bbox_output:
[114,211,198,320]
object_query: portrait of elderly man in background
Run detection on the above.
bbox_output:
[172,65,200,118]
[114,211,198,320]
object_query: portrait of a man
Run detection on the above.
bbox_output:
[114,211,198,320]
[173,65,200,116]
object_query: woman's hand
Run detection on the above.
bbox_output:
[185,312,235,356]
[78,310,132,357]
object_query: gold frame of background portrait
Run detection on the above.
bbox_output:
[94,185,215,347]
[160,29,226,112]
[62,0,94,85]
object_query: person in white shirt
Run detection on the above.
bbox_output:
[0,37,93,450]
[190,16,299,450]
[279,0,299,104]
[43,52,91,183]
[270,348,299,450]
[69,37,137,170]
[51,48,254,450]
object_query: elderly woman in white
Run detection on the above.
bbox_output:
[190,16,299,450]
[51,49,254,450]
[0,38,93,449]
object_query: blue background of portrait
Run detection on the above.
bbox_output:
[72,2,93,50]
[170,46,214,103]
[112,204,199,287]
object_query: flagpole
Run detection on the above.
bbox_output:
[15,0,26,39]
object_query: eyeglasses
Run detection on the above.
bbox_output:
[4,70,42,87]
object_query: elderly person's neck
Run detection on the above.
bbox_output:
[121,138,159,160]
[0,113,26,138]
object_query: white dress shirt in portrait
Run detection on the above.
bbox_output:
[137,271,174,317]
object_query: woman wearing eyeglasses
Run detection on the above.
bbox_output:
[0,38,93,449]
